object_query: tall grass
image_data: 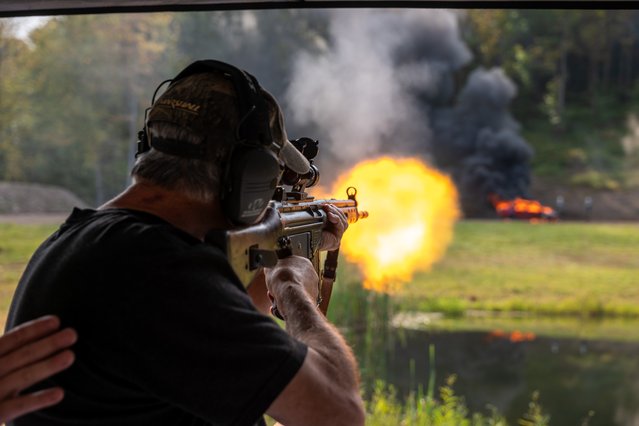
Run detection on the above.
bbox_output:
[366,376,550,426]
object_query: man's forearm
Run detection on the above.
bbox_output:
[265,257,365,425]
[277,283,360,391]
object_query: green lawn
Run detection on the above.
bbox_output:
[2,220,639,331]
[394,220,639,317]
[0,223,58,330]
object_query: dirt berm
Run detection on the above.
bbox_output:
[1,180,638,222]
[530,178,639,222]
[0,182,88,214]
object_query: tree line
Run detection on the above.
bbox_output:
[1,9,638,205]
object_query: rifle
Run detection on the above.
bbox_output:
[224,138,368,317]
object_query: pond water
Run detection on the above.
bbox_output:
[347,314,639,425]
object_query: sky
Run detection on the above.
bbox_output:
[4,16,51,40]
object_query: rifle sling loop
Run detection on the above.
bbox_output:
[318,247,340,316]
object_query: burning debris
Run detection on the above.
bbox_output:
[432,68,534,217]
[489,194,558,222]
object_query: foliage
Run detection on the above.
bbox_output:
[1,14,178,205]
[365,376,552,426]
[0,22,31,181]
[267,376,549,426]
[569,170,621,190]
[2,10,639,203]
[518,391,550,426]
[463,10,639,189]
[522,95,635,188]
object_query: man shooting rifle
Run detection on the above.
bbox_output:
[6,59,365,426]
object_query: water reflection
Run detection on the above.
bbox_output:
[344,310,639,425]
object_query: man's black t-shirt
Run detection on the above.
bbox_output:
[7,208,308,426]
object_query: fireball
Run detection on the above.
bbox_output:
[319,156,460,293]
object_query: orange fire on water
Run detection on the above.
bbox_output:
[486,329,537,343]
[317,157,460,293]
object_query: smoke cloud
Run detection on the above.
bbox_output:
[432,68,534,214]
[285,10,471,169]
[285,9,534,216]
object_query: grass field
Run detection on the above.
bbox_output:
[0,222,58,329]
[2,220,639,331]
[393,220,639,317]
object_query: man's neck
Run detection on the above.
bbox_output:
[99,181,229,240]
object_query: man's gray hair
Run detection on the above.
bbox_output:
[131,124,227,203]
[130,71,286,203]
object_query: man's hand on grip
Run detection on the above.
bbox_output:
[318,204,348,251]
[264,256,319,319]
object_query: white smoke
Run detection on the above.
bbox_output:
[285,9,472,163]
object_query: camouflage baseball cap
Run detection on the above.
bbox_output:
[146,69,310,174]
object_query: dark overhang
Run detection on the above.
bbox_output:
[0,0,634,18]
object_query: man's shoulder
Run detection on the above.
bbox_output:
[42,207,232,280]
[59,207,201,250]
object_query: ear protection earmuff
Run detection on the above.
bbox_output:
[136,60,282,225]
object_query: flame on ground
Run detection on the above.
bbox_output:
[489,194,558,222]
[317,156,460,293]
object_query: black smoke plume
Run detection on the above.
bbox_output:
[284,9,533,217]
[432,68,534,216]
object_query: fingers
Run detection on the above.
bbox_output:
[0,316,62,358]
[323,204,348,230]
[0,328,77,378]
[319,204,348,251]
[0,349,75,400]
[0,387,64,424]
[0,317,77,422]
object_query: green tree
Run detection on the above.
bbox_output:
[13,13,175,204]
[0,21,31,181]
[174,10,329,101]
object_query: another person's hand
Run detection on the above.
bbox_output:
[0,315,77,423]
[264,256,320,319]
[318,204,348,251]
